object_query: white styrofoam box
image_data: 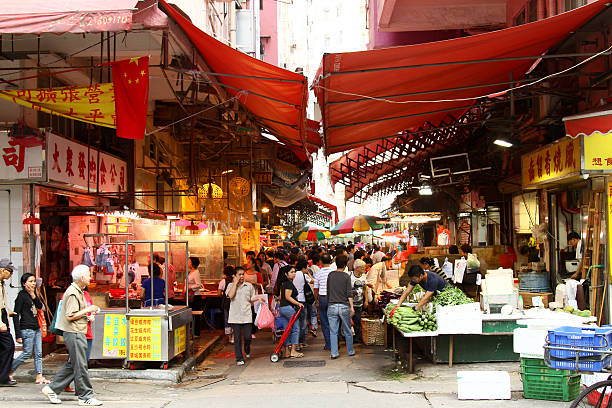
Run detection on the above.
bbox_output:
[483,269,514,295]
[582,373,612,388]
[436,302,481,315]
[457,371,511,400]
[513,327,548,358]
[437,312,482,334]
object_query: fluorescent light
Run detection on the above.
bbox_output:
[419,186,433,195]
[221,169,234,175]
[494,138,513,148]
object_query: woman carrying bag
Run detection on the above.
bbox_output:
[10,273,49,384]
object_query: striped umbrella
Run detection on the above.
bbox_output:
[330,215,384,235]
[292,225,331,241]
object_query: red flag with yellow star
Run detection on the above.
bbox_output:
[111,56,149,139]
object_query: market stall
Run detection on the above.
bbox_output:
[89,240,192,369]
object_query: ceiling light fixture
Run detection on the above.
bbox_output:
[419,186,433,196]
[493,138,514,148]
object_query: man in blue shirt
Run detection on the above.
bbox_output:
[391,265,449,315]
[140,264,166,307]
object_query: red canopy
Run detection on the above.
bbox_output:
[0,1,139,33]
[315,0,609,154]
[159,0,314,153]
[564,109,612,138]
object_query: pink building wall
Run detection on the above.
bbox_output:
[260,0,278,65]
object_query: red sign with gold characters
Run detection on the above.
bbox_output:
[522,137,582,188]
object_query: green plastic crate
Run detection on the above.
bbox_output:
[521,371,581,402]
[520,358,577,376]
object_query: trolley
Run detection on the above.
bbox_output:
[544,327,612,407]
[270,306,302,363]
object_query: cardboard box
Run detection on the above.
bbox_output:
[520,291,553,308]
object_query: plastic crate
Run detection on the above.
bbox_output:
[520,358,575,376]
[519,272,550,292]
[521,371,581,402]
[550,355,612,372]
[548,326,612,359]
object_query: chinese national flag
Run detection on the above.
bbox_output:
[111,56,149,139]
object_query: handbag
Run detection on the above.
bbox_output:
[303,272,315,304]
[37,308,48,337]
[49,299,63,336]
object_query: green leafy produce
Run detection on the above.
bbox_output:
[384,305,437,333]
[432,286,472,307]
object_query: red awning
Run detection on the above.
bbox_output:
[564,109,612,138]
[159,0,314,153]
[0,1,139,33]
[315,0,609,154]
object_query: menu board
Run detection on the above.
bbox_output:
[129,316,162,361]
[174,325,186,355]
[102,314,127,358]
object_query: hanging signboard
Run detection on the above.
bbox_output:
[521,136,582,188]
[0,130,46,183]
[582,132,612,172]
[253,171,272,185]
[47,133,127,193]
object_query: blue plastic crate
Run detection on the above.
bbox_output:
[550,355,612,372]
[548,326,612,359]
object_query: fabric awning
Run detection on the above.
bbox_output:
[0,1,140,33]
[315,0,609,154]
[159,0,314,154]
[563,109,612,138]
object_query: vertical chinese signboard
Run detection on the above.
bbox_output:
[129,316,162,361]
[522,137,582,188]
[0,131,46,183]
[102,314,127,358]
[173,325,186,355]
[47,133,126,193]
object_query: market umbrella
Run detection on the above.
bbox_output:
[292,225,331,241]
[330,215,384,235]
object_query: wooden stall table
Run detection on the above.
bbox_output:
[393,326,438,373]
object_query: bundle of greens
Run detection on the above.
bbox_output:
[384,304,437,332]
[431,286,472,307]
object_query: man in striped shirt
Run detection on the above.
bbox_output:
[314,254,333,351]
[419,257,453,285]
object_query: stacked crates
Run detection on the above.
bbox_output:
[548,326,612,371]
[521,358,581,401]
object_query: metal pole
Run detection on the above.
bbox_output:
[125,241,129,315]
[164,241,169,316]
[29,184,35,275]
[185,242,189,309]
[150,242,154,309]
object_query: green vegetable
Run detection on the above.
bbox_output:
[432,286,473,307]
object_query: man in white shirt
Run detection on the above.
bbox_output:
[293,260,313,348]
[314,254,333,350]
[270,252,287,293]
[372,245,385,265]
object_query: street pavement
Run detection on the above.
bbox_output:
[0,329,571,407]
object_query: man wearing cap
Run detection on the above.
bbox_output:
[0,258,16,386]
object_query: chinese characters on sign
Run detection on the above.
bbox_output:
[129,317,162,361]
[583,132,612,172]
[0,132,45,182]
[102,314,127,358]
[174,325,186,355]
[47,133,126,193]
[253,171,272,185]
[522,137,582,188]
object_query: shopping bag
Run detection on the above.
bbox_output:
[454,257,467,284]
[49,299,63,336]
[467,253,481,269]
[37,309,48,337]
[442,257,453,279]
[256,304,275,330]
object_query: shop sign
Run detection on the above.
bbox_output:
[173,325,186,355]
[608,181,612,280]
[583,132,612,172]
[129,316,162,361]
[522,137,581,188]
[253,171,272,185]
[0,131,46,183]
[102,314,127,358]
[47,133,127,193]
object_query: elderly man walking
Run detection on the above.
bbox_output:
[43,265,102,406]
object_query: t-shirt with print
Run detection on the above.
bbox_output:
[350,273,366,308]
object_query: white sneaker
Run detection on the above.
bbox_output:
[42,385,62,404]
[245,354,250,358]
[236,361,245,366]
[78,398,103,406]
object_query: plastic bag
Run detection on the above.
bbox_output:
[37,309,48,337]
[454,257,467,284]
[467,253,480,269]
[442,257,453,279]
[256,304,275,329]
[49,299,63,336]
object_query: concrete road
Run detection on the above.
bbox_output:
[0,330,570,407]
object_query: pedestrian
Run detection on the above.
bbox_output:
[257,252,272,288]
[42,264,102,406]
[187,257,203,337]
[140,263,166,307]
[307,252,320,337]
[0,259,16,387]
[276,265,303,359]
[292,259,312,349]
[326,254,355,359]
[270,252,287,293]
[366,256,392,305]
[10,273,49,384]
[83,288,95,363]
[218,265,235,344]
[419,257,453,285]
[372,245,385,265]
[226,267,264,365]
[314,253,333,350]
[351,259,367,344]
